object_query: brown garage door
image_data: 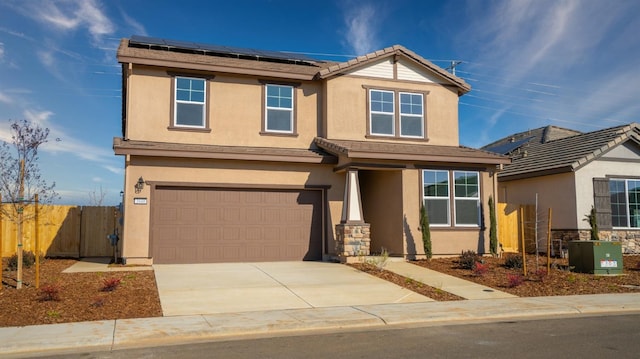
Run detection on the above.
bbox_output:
[151,186,323,264]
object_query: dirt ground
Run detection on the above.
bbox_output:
[0,258,162,328]
[2,255,639,328]
[411,254,640,297]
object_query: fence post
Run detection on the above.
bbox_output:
[35,194,40,289]
[1,193,3,291]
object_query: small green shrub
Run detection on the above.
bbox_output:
[504,254,523,269]
[458,250,479,270]
[7,251,37,271]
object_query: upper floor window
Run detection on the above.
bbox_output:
[400,92,424,137]
[370,89,395,136]
[423,170,480,227]
[265,84,294,133]
[174,76,206,128]
[368,88,425,139]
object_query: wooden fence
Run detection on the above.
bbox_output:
[497,203,538,253]
[0,205,120,258]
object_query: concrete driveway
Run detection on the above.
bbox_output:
[153,261,433,316]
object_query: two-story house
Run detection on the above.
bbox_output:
[114,36,509,264]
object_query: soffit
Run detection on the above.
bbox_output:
[113,137,337,164]
[314,137,509,166]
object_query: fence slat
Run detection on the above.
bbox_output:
[1,205,117,258]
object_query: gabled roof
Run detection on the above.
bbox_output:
[117,38,334,81]
[482,125,582,155]
[314,138,509,166]
[118,37,467,91]
[495,123,640,181]
[317,45,471,95]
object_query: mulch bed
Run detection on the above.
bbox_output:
[348,263,464,301]
[411,255,640,297]
[0,258,162,327]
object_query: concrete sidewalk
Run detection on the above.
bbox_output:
[2,293,640,358]
[384,261,516,300]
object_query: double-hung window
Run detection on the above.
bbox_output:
[174,76,206,128]
[400,92,424,137]
[423,170,480,227]
[369,89,395,136]
[423,170,450,225]
[368,88,425,138]
[265,84,294,133]
[453,171,480,226]
[610,179,640,228]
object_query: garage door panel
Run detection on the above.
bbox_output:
[152,187,322,264]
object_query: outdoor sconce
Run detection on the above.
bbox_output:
[134,176,145,193]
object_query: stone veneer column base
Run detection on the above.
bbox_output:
[335,223,371,263]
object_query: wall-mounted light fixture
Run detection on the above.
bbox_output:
[134,176,145,193]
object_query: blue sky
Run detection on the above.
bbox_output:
[1,0,639,205]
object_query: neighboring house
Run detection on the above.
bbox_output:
[483,123,640,254]
[114,36,509,264]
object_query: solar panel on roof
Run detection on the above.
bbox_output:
[128,35,320,65]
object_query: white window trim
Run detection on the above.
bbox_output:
[399,91,424,138]
[423,169,451,227]
[265,84,294,134]
[369,89,395,136]
[174,76,206,128]
[453,171,480,227]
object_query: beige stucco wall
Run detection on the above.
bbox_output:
[324,75,460,145]
[359,170,404,255]
[575,157,640,230]
[126,65,321,149]
[499,172,577,229]
[122,156,344,263]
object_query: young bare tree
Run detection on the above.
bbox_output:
[88,185,107,206]
[0,119,58,289]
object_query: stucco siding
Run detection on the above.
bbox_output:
[575,158,640,230]
[324,76,460,145]
[122,157,343,263]
[499,172,577,228]
[126,65,321,149]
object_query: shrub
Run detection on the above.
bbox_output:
[7,251,37,271]
[420,205,432,260]
[506,274,524,288]
[472,261,488,276]
[504,254,523,269]
[458,250,479,270]
[39,284,61,301]
[91,296,106,307]
[533,268,548,282]
[101,277,122,292]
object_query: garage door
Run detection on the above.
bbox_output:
[151,186,323,264]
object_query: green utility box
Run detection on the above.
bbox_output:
[568,241,623,275]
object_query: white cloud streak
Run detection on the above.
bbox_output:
[28,0,114,42]
[343,4,378,55]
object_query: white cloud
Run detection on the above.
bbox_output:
[0,42,4,60]
[121,10,147,36]
[23,109,114,163]
[0,92,12,105]
[103,165,124,175]
[20,0,114,43]
[343,4,378,55]
[37,50,55,68]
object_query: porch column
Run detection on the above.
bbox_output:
[335,169,371,262]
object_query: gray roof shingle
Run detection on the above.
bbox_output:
[495,123,640,180]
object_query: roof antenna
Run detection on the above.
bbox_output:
[446,61,462,75]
